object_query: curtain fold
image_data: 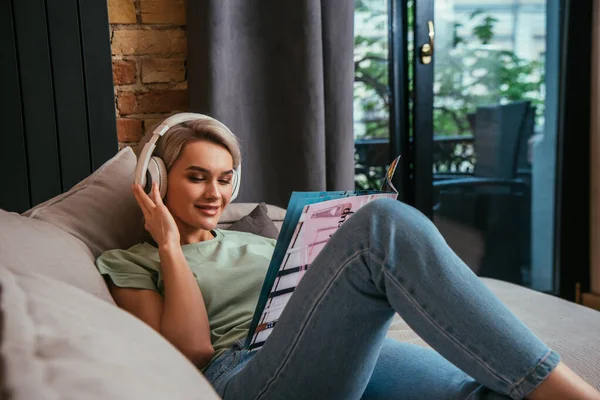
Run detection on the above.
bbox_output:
[187,0,355,208]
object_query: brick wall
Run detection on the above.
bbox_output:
[107,0,188,149]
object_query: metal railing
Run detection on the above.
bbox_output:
[354,135,476,189]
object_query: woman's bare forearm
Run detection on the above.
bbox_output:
[158,243,213,365]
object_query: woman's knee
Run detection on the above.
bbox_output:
[353,198,444,248]
[357,198,430,230]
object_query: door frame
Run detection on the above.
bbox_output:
[555,0,593,300]
[388,0,593,300]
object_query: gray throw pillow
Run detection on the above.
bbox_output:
[22,147,146,258]
[226,202,280,240]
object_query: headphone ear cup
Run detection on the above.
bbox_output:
[231,165,241,201]
[147,157,168,199]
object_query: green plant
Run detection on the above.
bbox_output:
[353,4,545,188]
[435,9,545,137]
[354,0,390,140]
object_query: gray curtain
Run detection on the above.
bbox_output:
[187,0,355,208]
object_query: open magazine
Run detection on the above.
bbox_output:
[244,155,401,350]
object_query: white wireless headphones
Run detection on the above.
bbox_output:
[133,112,241,201]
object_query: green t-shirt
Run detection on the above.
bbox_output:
[95,229,275,368]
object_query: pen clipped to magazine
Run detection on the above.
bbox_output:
[245,155,402,350]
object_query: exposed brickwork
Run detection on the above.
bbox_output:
[141,58,185,83]
[107,0,188,148]
[140,0,186,25]
[117,118,143,142]
[117,90,188,115]
[111,29,186,56]
[112,60,137,85]
[107,0,136,24]
[144,118,164,133]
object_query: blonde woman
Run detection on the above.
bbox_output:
[96,115,600,400]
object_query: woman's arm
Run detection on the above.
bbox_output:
[108,246,214,369]
[110,182,215,369]
[157,242,214,366]
[108,283,163,331]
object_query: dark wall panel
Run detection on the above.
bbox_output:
[46,0,91,191]
[79,0,118,170]
[1,0,117,213]
[12,0,62,206]
[1,0,30,213]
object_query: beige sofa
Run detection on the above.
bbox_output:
[1,147,599,399]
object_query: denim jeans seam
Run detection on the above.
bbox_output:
[453,376,471,400]
[218,350,241,376]
[507,349,557,399]
[253,248,371,400]
[378,258,515,392]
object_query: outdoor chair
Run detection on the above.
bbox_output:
[433,100,536,284]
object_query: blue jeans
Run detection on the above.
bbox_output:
[203,199,560,399]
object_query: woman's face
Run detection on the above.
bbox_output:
[165,140,235,235]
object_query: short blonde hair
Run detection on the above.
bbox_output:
[140,117,242,171]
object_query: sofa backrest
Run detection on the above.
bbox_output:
[0,146,286,400]
[0,261,221,399]
[0,209,113,303]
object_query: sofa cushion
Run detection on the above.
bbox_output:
[385,278,600,390]
[0,265,220,400]
[7,147,285,305]
[226,202,280,240]
[21,146,286,257]
[483,279,600,390]
[0,210,112,303]
[22,147,147,258]
[218,203,286,232]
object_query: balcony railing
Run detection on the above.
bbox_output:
[354,135,476,189]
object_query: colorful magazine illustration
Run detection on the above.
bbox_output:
[245,155,401,350]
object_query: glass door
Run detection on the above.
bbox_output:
[355,0,591,298]
[411,0,561,292]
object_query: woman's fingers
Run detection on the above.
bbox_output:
[150,182,164,205]
[132,183,155,215]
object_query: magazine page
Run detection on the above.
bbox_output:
[244,189,384,349]
[244,154,401,349]
[381,155,401,193]
[247,191,398,350]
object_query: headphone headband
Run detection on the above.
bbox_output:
[133,112,241,201]
[152,113,214,137]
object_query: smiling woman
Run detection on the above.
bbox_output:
[164,141,236,243]
[96,115,275,371]
[95,114,600,400]
[133,114,243,244]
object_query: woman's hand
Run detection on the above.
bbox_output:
[132,182,180,248]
